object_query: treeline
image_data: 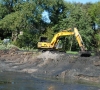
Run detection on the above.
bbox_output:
[0,0,100,51]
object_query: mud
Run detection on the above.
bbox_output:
[0,47,100,83]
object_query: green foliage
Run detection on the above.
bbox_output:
[41,27,54,42]
[52,3,94,50]
[88,2,100,51]
[0,1,42,31]
[88,2,100,22]
[0,4,8,19]
[0,1,43,46]
[94,33,100,50]
[0,0,99,51]
[0,11,22,30]
[14,29,38,48]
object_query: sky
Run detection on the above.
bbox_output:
[65,0,100,4]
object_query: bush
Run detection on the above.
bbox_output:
[13,30,39,49]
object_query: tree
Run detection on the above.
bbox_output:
[51,3,93,51]
[0,1,43,47]
[88,2,100,51]
[0,0,98,50]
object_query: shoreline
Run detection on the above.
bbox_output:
[0,48,100,84]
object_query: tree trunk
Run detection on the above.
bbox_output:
[11,30,19,41]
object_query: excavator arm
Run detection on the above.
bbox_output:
[74,28,86,51]
[50,30,74,48]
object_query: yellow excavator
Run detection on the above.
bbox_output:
[37,27,91,57]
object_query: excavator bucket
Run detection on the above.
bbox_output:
[80,51,91,57]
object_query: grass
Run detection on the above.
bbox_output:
[66,51,78,54]
[66,51,96,56]
[0,43,38,52]
[0,44,95,56]
[0,43,18,50]
[0,44,7,50]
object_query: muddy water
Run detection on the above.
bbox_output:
[0,72,100,90]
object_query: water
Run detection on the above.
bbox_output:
[0,72,100,90]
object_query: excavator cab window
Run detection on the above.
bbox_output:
[39,37,48,42]
[56,37,67,52]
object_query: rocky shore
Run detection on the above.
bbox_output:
[0,47,100,83]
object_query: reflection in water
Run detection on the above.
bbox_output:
[0,72,100,90]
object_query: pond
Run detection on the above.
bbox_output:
[0,72,100,90]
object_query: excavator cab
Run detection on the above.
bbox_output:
[39,37,48,42]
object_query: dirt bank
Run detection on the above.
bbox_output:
[0,48,100,83]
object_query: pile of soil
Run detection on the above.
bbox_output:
[0,48,100,83]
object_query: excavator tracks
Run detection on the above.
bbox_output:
[38,49,91,57]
